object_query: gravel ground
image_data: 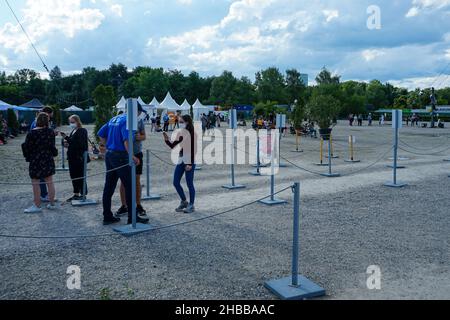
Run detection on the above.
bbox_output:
[0,121,449,300]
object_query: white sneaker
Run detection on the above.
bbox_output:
[40,196,50,203]
[24,205,42,214]
[47,204,57,210]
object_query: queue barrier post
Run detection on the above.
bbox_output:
[223,109,246,190]
[142,150,162,201]
[56,139,69,172]
[265,182,326,300]
[385,110,407,188]
[250,129,264,176]
[344,136,361,163]
[72,151,97,207]
[321,135,340,178]
[259,130,287,206]
[114,98,154,236]
[315,137,329,167]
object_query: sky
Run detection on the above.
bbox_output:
[0,0,450,89]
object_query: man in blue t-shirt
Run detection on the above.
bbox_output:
[98,109,150,225]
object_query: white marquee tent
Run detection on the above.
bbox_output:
[160,92,181,112]
[116,96,127,111]
[64,105,83,112]
[193,99,211,121]
[180,99,192,113]
[149,97,161,109]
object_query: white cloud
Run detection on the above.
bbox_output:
[110,4,123,17]
[0,0,105,53]
[362,49,386,62]
[0,54,9,66]
[322,10,339,23]
[406,0,450,17]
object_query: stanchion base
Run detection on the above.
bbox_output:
[325,156,339,159]
[259,198,287,206]
[222,184,246,190]
[387,165,406,169]
[72,199,97,207]
[321,173,341,178]
[291,150,304,153]
[253,163,269,168]
[195,166,203,171]
[249,170,262,176]
[344,159,361,163]
[113,223,154,237]
[384,182,407,188]
[389,157,409,161]
[315,163,329,167]
[142,194,162,201]
[56,168,69,172]
[444,159,450,162]
[265,276,326,300]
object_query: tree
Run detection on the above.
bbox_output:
[393,95,408,109]
[285,69,305,104]
[315,67,340,85]
[232,76,256,105]
[92,85,117,140]
[255,67,286,103]
[307,93,341,129]
[366,80,388,109]
[209,71,237,106]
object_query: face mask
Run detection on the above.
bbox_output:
[70,123,77,129]
[179,123,186,129]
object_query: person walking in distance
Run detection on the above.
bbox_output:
[163,115,197,214]
[98,109,150,226]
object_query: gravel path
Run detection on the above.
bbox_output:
[0,122,449,300]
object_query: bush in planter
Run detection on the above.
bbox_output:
[307,94,341,139]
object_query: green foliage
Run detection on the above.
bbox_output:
[50,104,62,126]
[6,109,19,132]
[92,85,116,140]
[254,101,279,118]
[292,99,306,130]
[255,67,287,103]
[307,93,341,129]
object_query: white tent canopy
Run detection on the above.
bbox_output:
[149,97,161,108]
[0,100,13,111]
[64,105,83,112]
[137,97,147,106]
[160,92,181,111]
[180,99,192,112]
[193,99,211,121]
[116,96,127,110]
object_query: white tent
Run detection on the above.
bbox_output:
[149,97,161,108]
[137,97,147,106]
[116,96,127,111]
[180,99,192,114]
[193,99,211,121]
[160,92,181,111]
[64,105,83,112]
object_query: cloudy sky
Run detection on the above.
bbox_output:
[0,0,449,89]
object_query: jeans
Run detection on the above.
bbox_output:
[173,163,196,205]
[40,179,48,198]
[102,151,133,220]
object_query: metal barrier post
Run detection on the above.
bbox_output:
[345,136,361,163]
[321,135,340,177]
[56,139,69,171]
[265,182,326,300]
[385,110,407,188]
[72,151,97,207]
[250,129,263,176]
[223,110,245,190]
[114,99,153,236]
[142,150,161,201]
[315,137,328,166]
[259,130,287,206]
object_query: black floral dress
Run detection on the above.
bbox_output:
[25,128,57,180]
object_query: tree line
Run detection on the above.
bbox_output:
[1,64,449,118]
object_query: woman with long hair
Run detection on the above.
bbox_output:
[22,113,57,213]
[163,115,197,213]
[60,115,89,201]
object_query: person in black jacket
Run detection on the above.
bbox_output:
[61,115,89,201]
